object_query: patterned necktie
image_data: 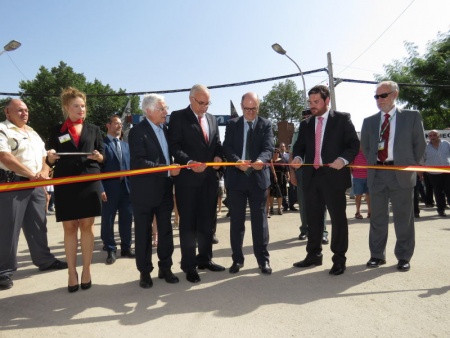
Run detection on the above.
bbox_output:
[313,117,324,169]
[198,115,209,143]
[113,138,122,164]
[378,113,390,162]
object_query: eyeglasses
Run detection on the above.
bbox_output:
[156,106,169,112]
[243,107,258,113]
[374,91,393,100]
[191,97,211,107]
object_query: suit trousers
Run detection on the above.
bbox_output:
[101,180,133,252]
[0,188,56,276]
[304,169,348,264]
[228,177,269,265]
[295,169,328,237]
[133,179,174,273]
[176,180,217,271]
[369,170,415,261]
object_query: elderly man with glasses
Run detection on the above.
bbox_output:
[168,84,224,284]
[361,81,426,272]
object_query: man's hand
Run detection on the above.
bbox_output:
[33,169,49,181]
[251,159,264,171]
[190,161,207,173]
[236,159,251,172]
[213,156,222,170]
[169,163,181,176]
[101,192,107,202]
[329,158,345,170]
[291,157,302,169]
[289,169,297,186]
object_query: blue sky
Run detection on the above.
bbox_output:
[1,0,449,133]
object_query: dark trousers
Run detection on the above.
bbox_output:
[228,180,269,265]
[423,172,435,205]
[101,181,133,252]
[304,170,348,264]
[288,184,297,207]
[428,173,450,212]
[176,180,217,272]
[133,179,174,273]
[0,188,56,276]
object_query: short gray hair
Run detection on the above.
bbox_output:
[189,84,209,97]
[141,93,165,115]
[377,81,399,93]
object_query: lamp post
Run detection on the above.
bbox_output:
[271,43,308,107]
[0,40,22,56]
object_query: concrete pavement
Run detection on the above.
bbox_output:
[0,197,449,337]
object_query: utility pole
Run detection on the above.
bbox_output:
[327,52,337,111]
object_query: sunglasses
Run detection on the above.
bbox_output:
[374,91,393,100]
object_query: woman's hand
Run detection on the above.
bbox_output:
[87,150,103,163]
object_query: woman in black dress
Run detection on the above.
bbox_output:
[47,87,104,293]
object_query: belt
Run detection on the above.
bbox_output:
[16,176,30,181]
[376,161,394,166]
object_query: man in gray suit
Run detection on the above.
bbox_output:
[361,81,426,272]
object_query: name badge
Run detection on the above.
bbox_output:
[59,134,71,143]
[378,140,386,151]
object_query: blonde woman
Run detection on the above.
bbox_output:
[47,87,104,293]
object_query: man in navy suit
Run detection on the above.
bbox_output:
[168,84,224,284]
[223,92,274,275]
[129,94,180,288]
[291,85,359,276]
[101,115,134,265]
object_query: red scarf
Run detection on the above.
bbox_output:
[60,118,83,147]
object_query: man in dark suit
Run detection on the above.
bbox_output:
[223,92,274,275]
[291,85,359,276]
[129,94,180,288]
[168,84,224,283]
[361,81,426,272]
[101,114,134,265]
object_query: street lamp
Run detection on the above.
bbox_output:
[0,40,22,56]
[271,43,308,107]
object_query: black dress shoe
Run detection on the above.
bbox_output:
[293,254,323,268]
[186,269,201,283]
[106,251,117,265]
[139,272,153,288]
[438,211,447,217]
[81,280,92,290]
[298,232,307,240]
[158,268,179,283]
[39,259,68,271]
[322,237,329,245]
[366,257,386,268]
[197,261,225,272]
[212,234,219,244]
[121,249,136,258]
[329,263,346,275]
[68,284,79,293]
[397,260,410,272]
[289,206,298,211]
[0,275,13,290]
[229,262,244,274]
[259,262,272,275]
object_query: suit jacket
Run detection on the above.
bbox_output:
[168,105,223,187]
[128,119,173,206]
[361,108,426,188]
[293,110,360,190]
[47,122,104,178]
[101,137,131,193]
[223,116,273,190]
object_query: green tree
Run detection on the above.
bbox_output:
[1,61,140,141]
[376,30,450,129]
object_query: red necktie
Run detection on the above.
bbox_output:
[313,117,323,169]
[198,115,209,143]
[378,114,390,162]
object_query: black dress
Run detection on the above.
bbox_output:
[47,123,105,222]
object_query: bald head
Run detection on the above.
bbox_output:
[241,92,260,121]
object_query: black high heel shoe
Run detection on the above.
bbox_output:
[81,272,92,290]
[68,273,79,293]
